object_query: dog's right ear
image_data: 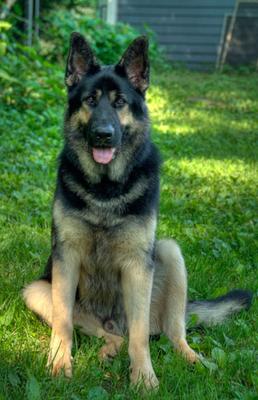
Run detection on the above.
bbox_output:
[65,32,100,87]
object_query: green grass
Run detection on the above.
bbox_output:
[0,60,257,399]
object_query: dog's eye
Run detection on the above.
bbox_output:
[84,96,97,107]
[114,97,126,108]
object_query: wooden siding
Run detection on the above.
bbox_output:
[117,0,236,69]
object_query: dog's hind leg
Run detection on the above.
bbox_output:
[23,280,123,360]
[23,280,53,326]
[152,239,198,363]
[74,309,124,361]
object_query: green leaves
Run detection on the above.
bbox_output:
[26,375,41,400]
[211,347,227,368]
[0,69,20,83]
[8,371,21,388]
[40,8,163,67]
[87,386,109,400]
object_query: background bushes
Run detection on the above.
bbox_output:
[0,3,163,111]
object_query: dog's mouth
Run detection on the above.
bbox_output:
[92,147,116,164]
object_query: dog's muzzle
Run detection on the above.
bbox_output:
[90,124,117,164]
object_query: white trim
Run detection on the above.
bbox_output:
[106,0,118,25]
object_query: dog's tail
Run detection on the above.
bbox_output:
[186,289,253,327]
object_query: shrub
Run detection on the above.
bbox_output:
[40,8,164,66]
[0,34,64,111]
[0,6,165,110]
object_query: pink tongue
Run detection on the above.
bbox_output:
[92,148,115,164]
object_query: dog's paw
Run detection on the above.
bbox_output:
[47,335,73,377]
[98,336,124,361]
[47,353,73,378]
[176,338,199,364]
[130,365,159,391]
[182,347,199,363]
[98,343,117,361]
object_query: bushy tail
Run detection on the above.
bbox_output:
[186,289,253,327]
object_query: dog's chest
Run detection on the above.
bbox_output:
[83,203,124,228]
[78,230,126,331]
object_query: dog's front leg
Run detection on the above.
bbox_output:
[47,247,80,377]
[122,260,159,390]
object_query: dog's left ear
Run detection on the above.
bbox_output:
[65,32,100,87]
[116,36,149,94]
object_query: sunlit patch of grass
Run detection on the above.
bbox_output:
[176,158,256,180]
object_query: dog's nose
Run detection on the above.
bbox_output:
[93,124,114,145]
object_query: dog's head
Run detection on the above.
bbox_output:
[64,33,150,173]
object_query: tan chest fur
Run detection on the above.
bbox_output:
[53,200,157,329]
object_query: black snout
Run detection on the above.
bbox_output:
[92,124,115,147]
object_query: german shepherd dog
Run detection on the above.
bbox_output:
[23,33,252,389]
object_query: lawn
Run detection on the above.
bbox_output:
[0,55,257,399]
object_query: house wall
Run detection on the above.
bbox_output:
[117,0,236,69]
